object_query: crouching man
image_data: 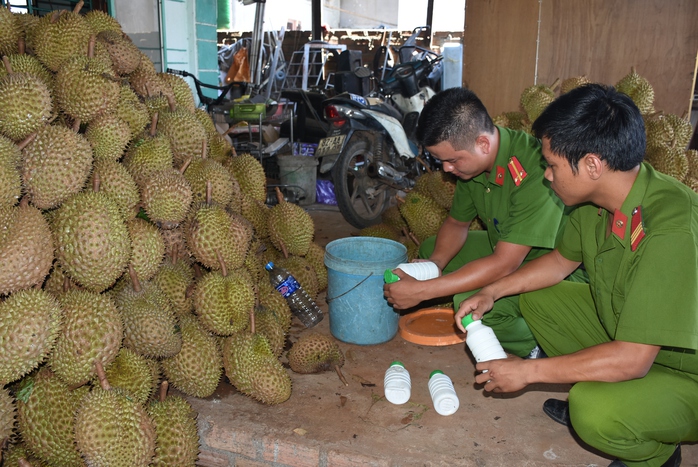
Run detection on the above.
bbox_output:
[456,84,698,467]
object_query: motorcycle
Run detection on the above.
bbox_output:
[316,46,443,229]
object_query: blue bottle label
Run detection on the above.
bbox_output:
[275,276,300,298]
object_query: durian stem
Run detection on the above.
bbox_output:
[249,307,256,334]
[150,113,159,136]
[335,364,349,386]
[395,195,405,204]
[17,132,37,151]
[95,361,111,390]
[92,171,101,193]
[201,139,207,159]
[185,282,196,299]
[1,55,12,74]
[159,380,169,402]
[171,243,179,264]
[231,144,238,157]
[18,195,29,208]
[408,231,421,247]
[144,82,153,98]
[50,10,60,23]
[416,156,431,173]
[206,180,213,205]
[401,226,409,238]
[179,157,192,174]
[192,262,203,279]
[87,35,96,59]
[18,37,25,55]
[550,77,561,92]
[275,186,284,204]
[631,66,637,75]
[166,94,177,112]
[63,276,71,293]
[72,118,81,133]
[18,458,33,467]
[73,0,84,13]
[128,264,142,293]
[279,239,289,259]
[215,250,228,277]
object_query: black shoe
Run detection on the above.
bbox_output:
[542,398,570,426]
[608,443,680,467]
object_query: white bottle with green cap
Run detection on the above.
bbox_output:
[461,314,508,362]
[428,370,459,416]
[384,361,411,405]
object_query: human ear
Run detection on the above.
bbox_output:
[476,135,490,153]
[584,154,603,180]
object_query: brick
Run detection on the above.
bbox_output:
[326,449,391,467]
[260,435,320,467]
[206,424,259,460]
[234,459,270,467]
[197,449,232,467]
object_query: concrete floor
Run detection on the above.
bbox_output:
[190,205,698,467]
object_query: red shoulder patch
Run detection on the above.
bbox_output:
[507,157,527,186]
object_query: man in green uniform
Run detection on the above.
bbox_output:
[456,84,697,467]
[384,87,583,358]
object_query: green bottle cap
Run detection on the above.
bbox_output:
[429,370,444,378]
[461,314,477,328]
[384,269,400,283]
[390,361,404,367]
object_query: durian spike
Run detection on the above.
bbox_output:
[335,364,349,386]
[71,118,81,132]
[215,249,227,277]
[87,35,96,59]
[73,0,84,13]
[92,171,101,192]
[206,180,213,205]
[1,55,12,74]
[275,186,284,204]
[201,139,207,159]
[179,157,192,174]
[408,231,421,246]
[18,37,25,55]
[150,112,159,137]
[94,361,111,390]
[18,459,33,467]
[159,380,169,402]
[128,264,142,293]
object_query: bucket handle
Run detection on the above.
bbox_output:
[326,272,373,303]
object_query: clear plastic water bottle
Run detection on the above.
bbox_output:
[461,314,507,362]
[265,261,323,328]
[428,370,459,416]
[384,361,411,405]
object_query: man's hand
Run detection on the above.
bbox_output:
[383,268,424,309]
[455,290,495,331]
[474,357,530,393]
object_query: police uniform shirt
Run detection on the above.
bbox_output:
[557,162,698,376]
[449,126,567,261]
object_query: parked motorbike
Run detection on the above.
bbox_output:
[316,52,443,229]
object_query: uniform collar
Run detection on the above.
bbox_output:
[607,163,650,243]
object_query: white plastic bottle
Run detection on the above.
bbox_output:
[461,314,507,362]
[383,361,411,405]
[428,370,459,416]
[394,261,440,281]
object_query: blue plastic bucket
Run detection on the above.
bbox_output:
[324,237,407,345]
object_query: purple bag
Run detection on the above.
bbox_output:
[316,179,337,205]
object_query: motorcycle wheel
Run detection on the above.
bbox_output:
[331,136,393,229]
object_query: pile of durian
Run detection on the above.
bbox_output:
[359,169,462,260]
[492,68,697,191]
[0,3,336,466]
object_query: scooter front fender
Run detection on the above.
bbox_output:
[363,109,416,159]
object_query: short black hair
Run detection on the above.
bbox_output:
[416,87,495,151]
[532,84,645,173]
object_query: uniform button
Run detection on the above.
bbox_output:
[597,258,602,263]
[486,187,491,193]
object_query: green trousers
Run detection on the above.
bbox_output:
[520,281,698,467]
[419,231,536,357]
